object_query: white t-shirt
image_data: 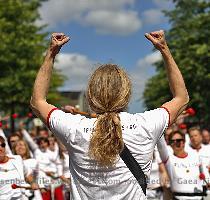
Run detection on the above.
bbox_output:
[48,108,169,200]
[23,158,38,176]
[167,153,203,200]
[22,158,42,200]
[158,137,203,200]
[34,148,57,188]
[185,144,210,181]
[0,156,25,200]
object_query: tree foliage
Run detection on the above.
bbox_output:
[0,0,66,117]
[143,0,210,126]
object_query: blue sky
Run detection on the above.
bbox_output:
[38,0,174,113]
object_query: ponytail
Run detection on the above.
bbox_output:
[87,64,131,166]
[89,112,124,166]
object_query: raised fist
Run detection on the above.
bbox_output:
[145,30,167,51]
[50,32,70,55]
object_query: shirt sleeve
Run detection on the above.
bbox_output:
[23,162,32,177]
[22,129,38,153]
[154,147,162,164]
[56,158,63,177]
[47,108,84,147]
[136,108,169,143]
[157,136,169,164]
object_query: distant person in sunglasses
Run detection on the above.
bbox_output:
[157,131,207,200]
[0,127,12,155]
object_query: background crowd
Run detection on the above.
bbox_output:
[0,113,71,200]
[0,106,210,200]
[147,108,210,200]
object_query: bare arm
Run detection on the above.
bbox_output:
[159,162,170,187]
[30,33,70,124]
[145,30,189,126]
[21,129,38,152]
[25,174,39,190]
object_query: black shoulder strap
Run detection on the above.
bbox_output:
[120,144,147,195]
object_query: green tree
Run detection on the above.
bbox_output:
[143,0,210,126]
[0,0,65,130]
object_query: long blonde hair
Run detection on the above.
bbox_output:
[87,64,131,166]
[14,139,31,159]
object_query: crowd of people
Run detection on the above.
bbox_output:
[147,110,210,200]
[0,120,70,200]
[0,30,209,200]
[0,107,209,200]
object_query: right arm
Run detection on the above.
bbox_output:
[21,129,38,152]
[157,136,169,164]
[18,121,38,152]
[30,33,70,126]
[145,30,189,126]
[157,136,173,181]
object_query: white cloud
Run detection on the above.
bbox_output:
[132,51,161,96]
[129,51,162,112]
[133,51,161,92]
[38,0,141,36]
[54,53,97,91]
[83,10,141,35]
[152,0,174,10]
[136,51,161,68]
[142,9,164,25]
[141,0,174,26]
[54,51,162,112]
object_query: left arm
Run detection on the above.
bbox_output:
[159,163,170,187]
[30,33,70,125]
[157,136,169,165]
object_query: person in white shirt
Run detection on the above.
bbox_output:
[187,127,210,200]
[13,139,42,200]
[186,127,210,180]
[158,131,206,200]
[21,128,64,200]
[30,30,189,199]
[8,133,21,154]
[48,135,59,160]
[0,128,13,155]
[35,137,64,200]
[201,129,210,145]
[0,136,38,200]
